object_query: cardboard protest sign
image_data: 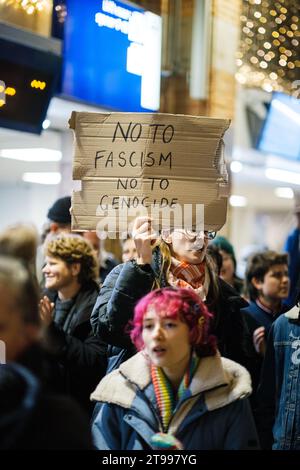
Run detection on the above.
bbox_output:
[69,112,230,235]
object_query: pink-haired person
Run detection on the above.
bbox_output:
[91,287,259,450]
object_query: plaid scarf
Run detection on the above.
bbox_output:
[168,259,210,301]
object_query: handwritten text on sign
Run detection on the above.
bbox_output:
[94,121,178,210]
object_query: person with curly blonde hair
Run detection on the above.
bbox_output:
[40,234,107,413]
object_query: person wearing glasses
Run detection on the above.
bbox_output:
[91,216,251,373]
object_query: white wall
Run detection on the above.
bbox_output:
[0,126,73,234]
[0,182,59,233]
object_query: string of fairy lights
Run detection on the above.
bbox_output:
[0,0,50,15]
[236,0,300,93]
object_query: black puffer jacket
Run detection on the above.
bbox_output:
[43,283,107,412]
[91,260,252,369]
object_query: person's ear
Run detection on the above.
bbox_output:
[71,262,81,277]
[161,229,172,244]
[251,277,263,290]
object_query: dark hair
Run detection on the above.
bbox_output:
[0,256,40,326]
[206,244,223,275]
[130,287,217,358]
[245,251,288,301]
[211,236,237,270]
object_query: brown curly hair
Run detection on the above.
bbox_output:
[45,234,98,286]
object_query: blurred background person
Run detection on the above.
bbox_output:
[47,196,72,235]
[0,256,41,365]
[83,231,118,285]
[241,251,289,417]
[211,236,243,294]
[206,243,224,277]
[0,223,38,279]
[0,255,93,449]
[284,192,300,308]
[121,236,137,263]
[36,196,72,285]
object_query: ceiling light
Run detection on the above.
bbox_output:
[42,119,51,130]
[229,195,248,207]
[230,161,243,173]
[274,187,294,198]
[22,172,61,185]
[1,148,62,162]
[266,168,300,185]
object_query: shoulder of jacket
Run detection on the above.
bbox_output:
[204,357,252,411]
[284,305,300,320]
[90,369,136,409]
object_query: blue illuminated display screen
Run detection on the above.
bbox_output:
[61,0,162,111]
[258,92,300,160]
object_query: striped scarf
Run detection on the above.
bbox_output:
[168,259,210,301]
[151,354,199,433]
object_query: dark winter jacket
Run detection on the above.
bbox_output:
[91,352,259,450]
[241,301,286,404]
[284,227,300,307]
[43,283,107,412]
[91,260,252,370]
[0,363,93,449]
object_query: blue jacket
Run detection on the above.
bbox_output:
[284,228,300,307]
[257,305,300,449]
[242,301,285,400]
[242,301,283,337]
[91,352,259,450]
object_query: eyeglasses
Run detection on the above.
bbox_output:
[205,231,217,240]
[182,230,217,240]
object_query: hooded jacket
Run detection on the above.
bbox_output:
[91,352,259,450]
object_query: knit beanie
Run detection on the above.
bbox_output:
[47,196,71,224]
[211,236,237,269]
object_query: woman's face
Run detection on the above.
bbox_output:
[122,238,137,263]
[220,250,235,284]
[142,308,191,369]
[42,256,76,291]
[167,230,209,264]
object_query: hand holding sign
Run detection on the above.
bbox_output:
[132,216,157,265]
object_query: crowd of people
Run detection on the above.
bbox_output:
[0,195,300,450]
